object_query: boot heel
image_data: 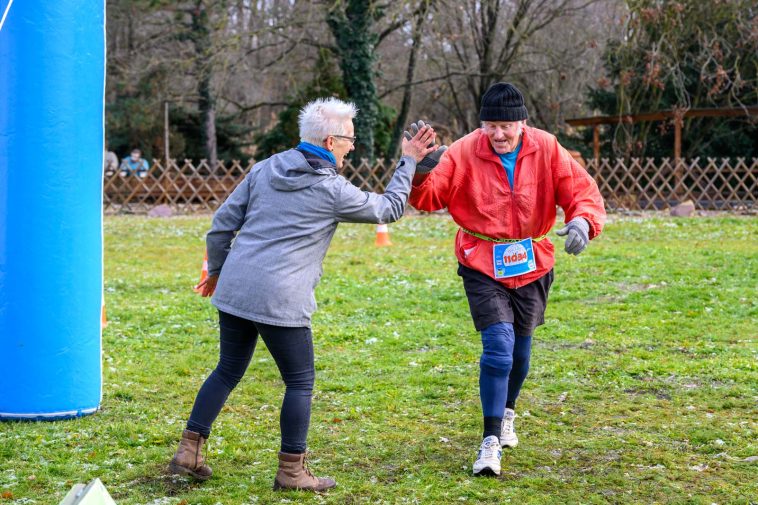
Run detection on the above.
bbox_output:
[168,461,187,476]
[169,460,212,481]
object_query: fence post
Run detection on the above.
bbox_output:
[164,101,170,170]
[673,112,684,200]
[593,125,600,164]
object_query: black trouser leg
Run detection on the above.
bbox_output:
[186,311,258,437]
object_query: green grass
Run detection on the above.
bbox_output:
[1,214,756,504]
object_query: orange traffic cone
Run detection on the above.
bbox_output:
[193,252,209,293]
[101,303,108,329]
[375,224,392,247]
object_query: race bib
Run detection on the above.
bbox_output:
[493,238,537,279]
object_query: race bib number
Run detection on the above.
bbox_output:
[493,238,537,279]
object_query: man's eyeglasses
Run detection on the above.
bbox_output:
[330,134,357,145]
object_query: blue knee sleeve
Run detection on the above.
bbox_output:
[480,322,515,376]
[479,322,516,419]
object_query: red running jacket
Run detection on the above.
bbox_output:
[409,126,606,288]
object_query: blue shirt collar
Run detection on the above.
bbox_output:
[496,140,522,159]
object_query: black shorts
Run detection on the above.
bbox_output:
[457,263,554,335]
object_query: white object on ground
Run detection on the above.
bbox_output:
[59,478,117,505]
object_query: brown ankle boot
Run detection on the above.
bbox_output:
[273,452,336,491]
[168,429,213,481]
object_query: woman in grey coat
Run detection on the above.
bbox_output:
[168,97,438,491]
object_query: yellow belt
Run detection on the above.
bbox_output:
[460,227,548,243]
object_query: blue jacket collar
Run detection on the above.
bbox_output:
[296,142,336,165]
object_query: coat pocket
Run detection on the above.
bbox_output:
[457,232,481,259]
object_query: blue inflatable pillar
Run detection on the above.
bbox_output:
[0,0,105,419]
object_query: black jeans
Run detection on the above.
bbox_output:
[186,310,315,454]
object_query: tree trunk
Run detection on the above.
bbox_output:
[386,6,428,159]
[326,1,378,163]
[191,2,218,166]
[200,76,218,167]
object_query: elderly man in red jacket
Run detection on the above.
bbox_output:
[409,82,606,476]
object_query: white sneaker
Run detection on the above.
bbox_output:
[472,435,502,476]
[500,409,518,448]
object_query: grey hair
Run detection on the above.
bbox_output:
[480,119,527,128]
[298,97,358,146]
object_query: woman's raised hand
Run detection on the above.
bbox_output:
[401,122,438,163]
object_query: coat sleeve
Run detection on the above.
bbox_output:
[551,139,606,239]
[334,156,416,224]
[408,148,455,211]
[205,173,252,276]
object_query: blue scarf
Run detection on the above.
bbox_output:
[296,142,336,165]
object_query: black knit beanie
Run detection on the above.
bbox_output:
[479,82,528,122]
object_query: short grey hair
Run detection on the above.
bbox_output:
[298,97,358,146]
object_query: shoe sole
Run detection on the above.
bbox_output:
[273,479,337,492]
[500,439,518,448]
[473,466,501,477]
[168,462,211,481]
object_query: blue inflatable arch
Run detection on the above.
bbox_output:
[0,0,105,420]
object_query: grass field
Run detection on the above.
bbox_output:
[1,213,756,504]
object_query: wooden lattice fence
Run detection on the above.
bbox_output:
[588,157,756,211]
[104,160,249,214]
[104,157,756,214]
[103,158,397,214]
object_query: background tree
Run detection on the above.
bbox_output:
[106,0,754,164]
[325,1,381,162]
[383,0,436,158]
[254,50,347,158]
[250,0,437,162]
[323,1,435,162]
[588,0,758,158]
[421,0,604,134]
[106,0,311,162]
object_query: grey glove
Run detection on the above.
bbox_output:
[555,217,590,255]
[403,120,447,174]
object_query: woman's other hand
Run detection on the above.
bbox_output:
[195,275,219,297]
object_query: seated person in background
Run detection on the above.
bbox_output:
[120,148,149,178]
[104,148,119,177]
